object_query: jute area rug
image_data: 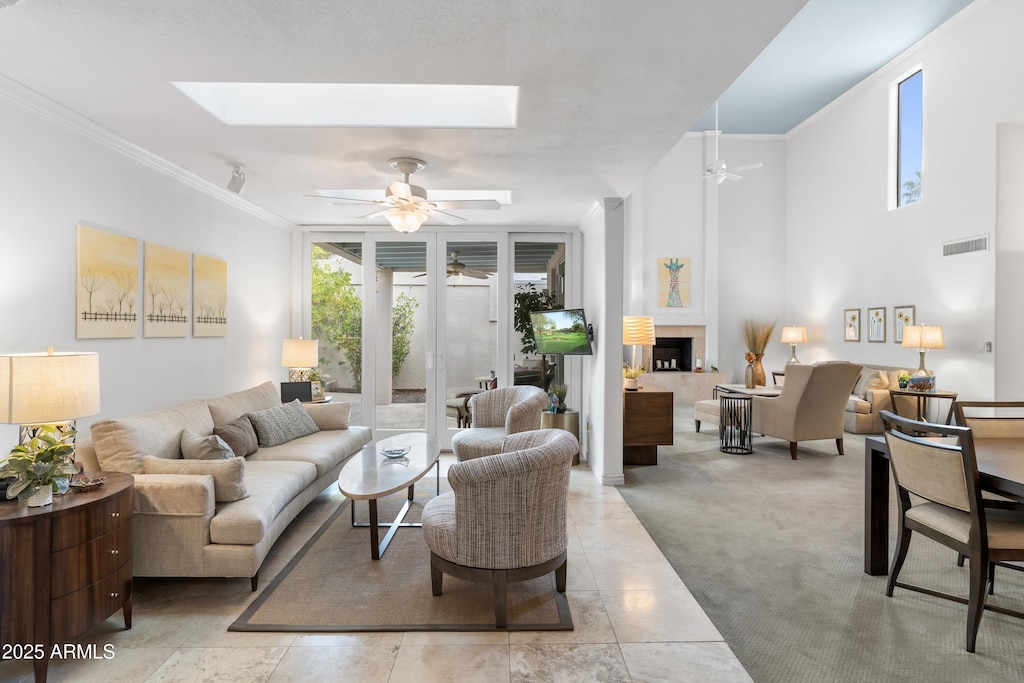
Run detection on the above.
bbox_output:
[231,480,572,632]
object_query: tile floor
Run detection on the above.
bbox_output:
[1,455,752,683]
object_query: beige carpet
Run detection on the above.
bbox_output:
[231,484,572,632]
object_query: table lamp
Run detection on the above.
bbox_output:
[779,326,807,364]
[0,347,101,446]
[281,338,319,381]
[622,316,655,371]
[901,325,944,376]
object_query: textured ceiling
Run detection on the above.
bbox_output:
[0,0,807,228]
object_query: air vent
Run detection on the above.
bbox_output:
[943,235,988,257]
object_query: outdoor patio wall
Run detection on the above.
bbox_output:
[785,0,1024,402]
[0,94,293,447]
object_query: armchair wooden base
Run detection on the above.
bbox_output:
[429,550,568,629]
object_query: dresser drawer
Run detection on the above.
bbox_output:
[50,561,132,643]
[50,523,132,598]
[51,489,132,551]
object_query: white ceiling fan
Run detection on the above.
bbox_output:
[415,251,492,280]
[311,158,501,233]
[703,101,764,184]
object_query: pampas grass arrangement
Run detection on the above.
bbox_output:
[741,318,777,354]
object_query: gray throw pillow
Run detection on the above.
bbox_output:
[180,429,235,460]
[213,416,259,457]
[246,399,320,447]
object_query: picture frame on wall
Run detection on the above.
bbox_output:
[867,307,886,343]
[894,305,916,344]
[844,308,860,342]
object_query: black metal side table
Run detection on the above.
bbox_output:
[719,392,753,454]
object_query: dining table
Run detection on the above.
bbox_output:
[863,435,1024,575]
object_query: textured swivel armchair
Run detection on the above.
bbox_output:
[422,429,578,628]
[751,361,862,459]
[451,385,551,461]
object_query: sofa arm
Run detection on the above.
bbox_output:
[864,389,892,414]
[132,473,216,516]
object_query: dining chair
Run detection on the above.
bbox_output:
[880,410,1024,652]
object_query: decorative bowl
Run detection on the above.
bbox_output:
[71,475,108,492]
[381,446,411,459]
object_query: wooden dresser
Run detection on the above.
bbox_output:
[0,472,133,682]
[623,386,674,466]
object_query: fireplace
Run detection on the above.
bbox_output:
[652,337,692,372]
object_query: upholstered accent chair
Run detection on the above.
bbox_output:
[421,429,578,628]
[451,385,551,461]
[881,410,1024,653]
[751,361,862,459]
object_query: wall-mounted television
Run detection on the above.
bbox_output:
[529,308,593,355]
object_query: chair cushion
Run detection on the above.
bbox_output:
[180,429,235,460]
[247,400,320,447]
[451,427,506,461]
[142,454,248,503]
[694,399,721,425]
[213,416,259,457]
[422,491,458,562]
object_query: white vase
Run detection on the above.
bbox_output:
[27,486,53,507]
[623,377,639,391]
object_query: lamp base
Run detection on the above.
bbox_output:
[913,350,931,377]
[19,420,76,446]
[787,344,801,365]
[288,368,311,382]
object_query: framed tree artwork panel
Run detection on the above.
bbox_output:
[894,305,915,344]
[844,308,860,342]
[867,307,886,343]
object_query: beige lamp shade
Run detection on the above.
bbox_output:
[0,349,100,425]
[901,325,944,349]
[779,326,807,344]
[281,338,319,369]
[622,317,656,345]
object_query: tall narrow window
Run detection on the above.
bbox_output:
[897,70,923,207]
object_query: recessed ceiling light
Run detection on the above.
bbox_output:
[315,189,511,205]
[172,83,518,129]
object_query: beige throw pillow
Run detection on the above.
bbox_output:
[304,402,351,431]
[142,455,248,502]
[180,429,235,460]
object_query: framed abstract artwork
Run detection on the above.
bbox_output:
[867,307,886,343]
[893,305,915,344]
[844,308,860,342]
[192,253,228,337]
[143,242,190,338]
[76,224,139,339]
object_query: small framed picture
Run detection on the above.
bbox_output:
[844,308,860,342]
[894,305,915,344]
[310,381,325,402]
[867,307,886,343]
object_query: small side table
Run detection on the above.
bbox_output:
[719,393,753,454]
[541,409,580,465]
[888,388,958,424]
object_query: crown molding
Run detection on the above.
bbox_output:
[0,74,296,231]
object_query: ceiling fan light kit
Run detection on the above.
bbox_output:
[703,101,763,184]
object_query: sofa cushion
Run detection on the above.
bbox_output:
[853,369,887,398]
[847,396,872,414]
[209,460,317,545]
[180,429,235,460]
[142,454,248,502]
[213,416,259,457]
[305,401,351,430]
[247,400,320,447]
[247,427,370,477]
[91,399,215,474]
[206,381,281,427]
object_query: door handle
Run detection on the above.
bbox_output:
[426,352,434,371]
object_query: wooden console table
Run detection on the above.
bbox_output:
[0,473,134,682]
[623,386,674,466]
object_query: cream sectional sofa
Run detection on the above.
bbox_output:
[77,381,371,589]
[843,364,914,434]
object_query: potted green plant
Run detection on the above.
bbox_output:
[549,382,568,413]
[623,365,646,391]
[0,426,80,507]
[898,373,910,389]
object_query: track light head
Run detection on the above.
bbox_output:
[227,165,245,194]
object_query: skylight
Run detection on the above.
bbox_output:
[172,83,519,128]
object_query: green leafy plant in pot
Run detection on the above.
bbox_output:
[0,425,80,506]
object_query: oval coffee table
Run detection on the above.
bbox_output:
[337,432,441,560]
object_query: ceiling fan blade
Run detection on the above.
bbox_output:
[722,172,743,182]
[305,194,383,205]
[462,269,491,279]
[429,209,468,225]
[431,199,501,210]
[730,162,764,173]
[354,208,389,220]
[388,181,412,200]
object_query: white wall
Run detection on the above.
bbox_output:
[0,94,293,447]
[785,0,1024,400]
[996,121,1024,398]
